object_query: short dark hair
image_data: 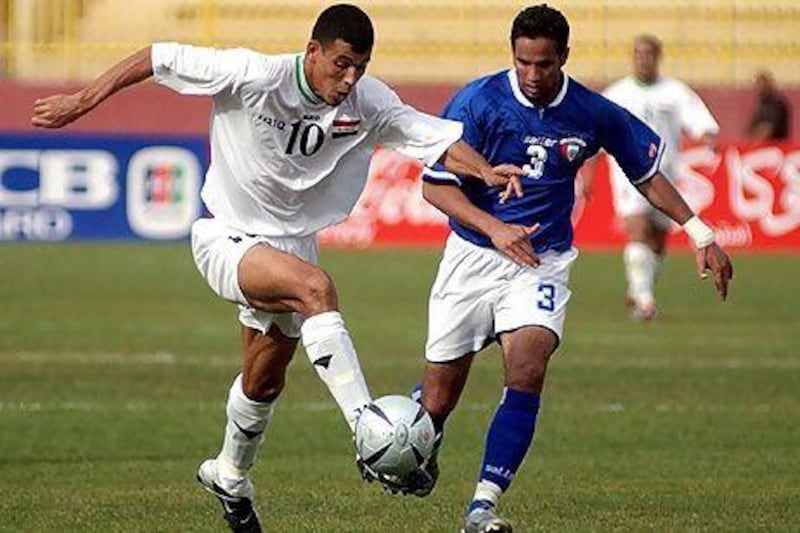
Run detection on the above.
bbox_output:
[634,34,662,57]
[511,4,570,55]
[311,4,374,54]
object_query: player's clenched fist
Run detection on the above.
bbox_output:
[31,93,87,129]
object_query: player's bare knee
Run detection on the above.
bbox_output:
[299,268,338,315]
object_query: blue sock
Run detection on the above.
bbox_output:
[477,387,540,493]
[467,499,495,514]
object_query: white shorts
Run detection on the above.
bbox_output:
[609,166,672,229]
[425,233,578,363]
[190,218,318,338]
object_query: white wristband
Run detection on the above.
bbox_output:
[682,216,715,248]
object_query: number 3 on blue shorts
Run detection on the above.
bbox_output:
[537,283,556,312]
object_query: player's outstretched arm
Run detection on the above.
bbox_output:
[440,140,525,200]
[637,173,734,300]
[422,181,539,267]
[32,47,153,129]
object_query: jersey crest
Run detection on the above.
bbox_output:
[558,137,587,164]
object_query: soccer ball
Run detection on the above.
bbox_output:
[354,395,436,476]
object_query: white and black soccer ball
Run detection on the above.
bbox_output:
[354,395,436,476]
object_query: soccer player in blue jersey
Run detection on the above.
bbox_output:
[377,5,733,532]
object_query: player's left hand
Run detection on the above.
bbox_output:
[489,222,540,267]
[694,243,734,301]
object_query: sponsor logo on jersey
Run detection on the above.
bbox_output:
[255,113,286,131]
[558,137,587,163]
[332,118,360,138]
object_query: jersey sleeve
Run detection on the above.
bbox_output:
[600,81,623,105]
[421,84,486,186]
[364,78,463,167]
[151,42,278,96]
[599,97,665,185]
[675,81,720,140]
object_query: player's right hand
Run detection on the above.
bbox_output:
[31,93,87,129]
[482,164,525,203]
[489,222,540,267]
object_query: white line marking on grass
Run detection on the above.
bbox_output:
[0,351,236,366]
[1,352,798,369]
[557,356,800,370]
[0,400,785,415]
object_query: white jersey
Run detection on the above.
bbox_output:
[603,75,719,179]
[151,43,463,237]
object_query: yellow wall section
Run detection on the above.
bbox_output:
[2,0,799,85]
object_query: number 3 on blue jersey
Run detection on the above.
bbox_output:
[523,144,548,179]
[537,283,556,312]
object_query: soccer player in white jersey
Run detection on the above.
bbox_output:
[368,6,732,532]
[601,34,720,320]
[31,5,525,532]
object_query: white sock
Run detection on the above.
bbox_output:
[217,374,273,487]
[623,242,657,308]
[654,253,665,283]
[301,311,371,431]
[473,479,503,507]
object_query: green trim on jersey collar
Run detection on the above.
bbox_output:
[633,75,660,87]
[295,55,323,105]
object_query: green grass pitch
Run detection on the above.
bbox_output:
[0,244,798,531]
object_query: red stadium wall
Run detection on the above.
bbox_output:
[3,81,799,250]
[317,146,800,251]
[3,81,799,142]
[2,82,211,134]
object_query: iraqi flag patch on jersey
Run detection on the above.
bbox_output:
[332,118,360,138]
[558,137,587,164]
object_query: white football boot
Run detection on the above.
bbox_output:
[462,503,513,533]
[196,459,262,533]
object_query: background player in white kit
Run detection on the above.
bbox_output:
[591,34,720,320]
[31,5,524,532]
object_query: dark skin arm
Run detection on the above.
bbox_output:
[422,180,539,267]
[439,140,525,201]
[32,48,530,205]
[637,172,734,300]
[32,47,153,128]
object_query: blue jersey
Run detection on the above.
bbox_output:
[424,70,664,252]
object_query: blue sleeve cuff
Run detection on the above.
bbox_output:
[630,139,665,185]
